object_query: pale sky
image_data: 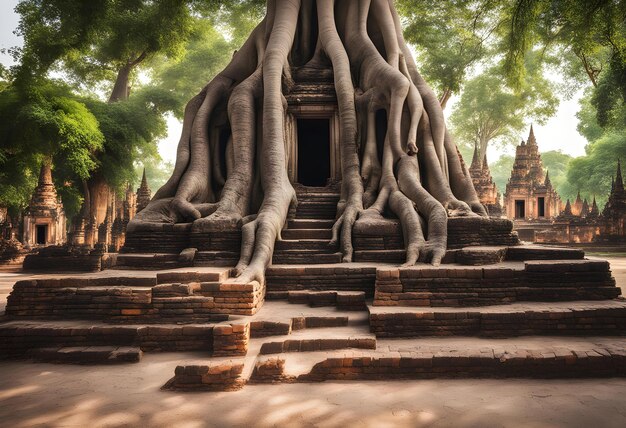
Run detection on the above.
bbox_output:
[0,0,589,165]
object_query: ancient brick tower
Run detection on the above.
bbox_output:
[22,160,66,247]
[599,159,626,240]
[468,144,503,217]
[135,169,152,213]
[504,126,562,221]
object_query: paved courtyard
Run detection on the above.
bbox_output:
[0,255,625,427]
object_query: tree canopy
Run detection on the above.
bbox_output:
[449,54,559,161]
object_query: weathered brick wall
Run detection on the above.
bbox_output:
[369,305,626,337]
[0,321,250,359]
[5,272,265,321]
[266,266,376,298]
[374,260,619,307]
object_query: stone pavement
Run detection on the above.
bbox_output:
[1,353,626,427]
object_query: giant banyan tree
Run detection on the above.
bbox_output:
[130,0,488,284]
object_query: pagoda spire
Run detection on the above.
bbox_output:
[38,158,53,186]
[136,168,152,213]
[615,159,624,192]
[470,143,481,170]
[482,152,489,171]
[140,168,148,189]
[590,196,599,216]
[563,199,572,215]
[527,124,537,146]
[544,170,551,186]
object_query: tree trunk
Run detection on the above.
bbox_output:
[439,88,452,109]
[109,64,132,102]
[130,0,487,283]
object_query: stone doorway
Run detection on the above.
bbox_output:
[36,224,47,245]
[515,200,526,218]
[538,197,545,217]
[297,118,330,186]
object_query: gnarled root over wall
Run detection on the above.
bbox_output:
[132,0,487,284]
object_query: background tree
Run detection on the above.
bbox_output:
[397,0,506,108]
[0,80,104,218]
[450,54,559,162]
[503,0,625,124]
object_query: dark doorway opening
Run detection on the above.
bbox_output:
[537,197,545,217]
[515,200,526,218]
[297,118,330,187]
[36,224,47,245]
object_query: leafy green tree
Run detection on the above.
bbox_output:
[503,0,625,132]
[0,81,104,217]
[566,131,626,209]
[540,150,573,201]
[397,0,506,108]
[489,154,514,194]
[449,56,559,162]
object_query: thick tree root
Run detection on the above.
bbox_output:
[130,0,488,283]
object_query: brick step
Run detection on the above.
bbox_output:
[456,246,507,265]
[505,245,585,261]
[0,320,248,358]
[115,253,183,270]
[375,287,621,307]
[294,200,338,217]
[354,249,406,263]
[266,264,377,296]
[271,251,342,264]
[258,326,376,355]
[374,261,620,306]
[282,228,333,240]
[368,300,626,338]
[250,336,626,383]
[163,357,247,391]
[287,219,335,229]
[275,239,337,252]
[247,301,369,338]
[287,290,366,310]
[27,346,142,364]
[194,251,239,267]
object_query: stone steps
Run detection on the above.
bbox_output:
[275,239,337,252]
[247,301,369,338]
[115,253,183,270]
[195,251,238,267]
[27,346,142,364]
[271,251,342,264]
[282,228,332,240]
[258,326,376,355]
[266,264,377,297]
[287,219,335,229]
[368,300,626,338]
[287,290,366,310]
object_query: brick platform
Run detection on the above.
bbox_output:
[3,237,626,392]
[374,259,619,307]
[369,301,626,337]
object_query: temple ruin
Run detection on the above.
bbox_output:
[2,0,626,390]
[503,126,562,241]
[536,160,626,244]
[22,161,66,248]
[468,145,503,217]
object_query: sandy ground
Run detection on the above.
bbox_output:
[1,256,626,427]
